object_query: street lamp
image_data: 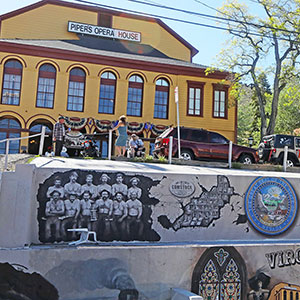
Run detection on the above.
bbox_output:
[248,136,254,148]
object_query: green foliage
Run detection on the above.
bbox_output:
[158,155,168,163]
[144,154,154,162]
[215,0,300,139]
[275,79,300,134]
[26,155,39,164]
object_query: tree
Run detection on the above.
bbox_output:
[216,0,300,140]
[275,79,300,134]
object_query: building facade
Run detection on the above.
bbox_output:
[0,0,236,155]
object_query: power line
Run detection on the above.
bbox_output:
[72,0,300,43]
[129,0,300,35]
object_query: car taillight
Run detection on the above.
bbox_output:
[162,138,170,146]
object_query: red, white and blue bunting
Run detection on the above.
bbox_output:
[127,122,144,135]
[151,124,169,136]
[94,119,113,132]
[63,116,88,130]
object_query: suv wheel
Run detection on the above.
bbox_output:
[181,150,194,160]
[238,154,253,164]
[279,154,297,167]
[286,159,295,168]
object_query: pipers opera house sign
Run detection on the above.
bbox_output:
[68,21,141,42]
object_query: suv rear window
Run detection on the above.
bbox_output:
[209,132,228,144]
[173,128,190,140]
[274,135,294,148]
[190,129,208,142]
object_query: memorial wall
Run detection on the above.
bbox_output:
[0,158,300,299]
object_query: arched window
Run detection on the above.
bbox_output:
[36,64,56,108]
[1,59,23,105]
[0,117,21,154]
[191,247,247,300]
[127,75,143,117]
[154,78,169,119]
[67,67,86,111]
[98,71,116,114]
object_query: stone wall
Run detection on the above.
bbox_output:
[1,158,300,299]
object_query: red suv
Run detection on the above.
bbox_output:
[154,127,259,164]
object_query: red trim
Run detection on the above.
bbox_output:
[153,74,173,86]
[0,111,26,125]
[0,0,198,58]
[25,113,56,127]
[98,68,120,79]
[127,81,143,117]
[4,67,22,75]
[39,70,56,78]
[154,84,169,120]
[66,63,90,75]
[0,41,228,79]
[35,59,60,71]
[0,55,27,68]
[67,74,86,112]
[1,61,23,106]
[36,70,56,109]
[212,84,228,119]
[99,76,117,115]
[186,81,205,117]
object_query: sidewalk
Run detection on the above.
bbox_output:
[0,154,35,171]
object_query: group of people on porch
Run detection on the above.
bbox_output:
[52,115,145,158]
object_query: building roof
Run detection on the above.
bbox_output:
[0,38,229,79]
[0,0,199,58]
[63,36,171,59]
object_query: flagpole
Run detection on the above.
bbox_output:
[175,86,181,158]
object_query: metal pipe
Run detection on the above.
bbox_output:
[5,139,10,170]
[175,86,181,158]
[38,126,46,156]
[228,141,232,169]
[283,145,288,172]
[168,136,173,164]
[108,130,112,160]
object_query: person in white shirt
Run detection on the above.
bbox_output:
[129,134,145,157]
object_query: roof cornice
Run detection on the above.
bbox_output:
[0,0,198,58]
[0,40,228,79]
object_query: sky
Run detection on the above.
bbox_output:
[0,0,262,66]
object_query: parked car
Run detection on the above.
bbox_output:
[154,127,259,164]
[258,134,300,167]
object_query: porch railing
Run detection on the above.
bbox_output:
[0,126,47,170]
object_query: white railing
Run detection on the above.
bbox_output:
[0,126,47,170]
[283,145,288,172]
[228,141,233,168]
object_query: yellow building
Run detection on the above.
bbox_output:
[269,282,300,300]
[0,0,236,156]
